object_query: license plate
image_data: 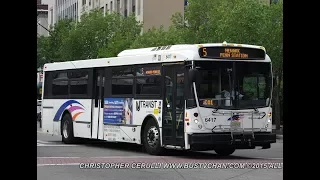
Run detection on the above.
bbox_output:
[231,121,241,128]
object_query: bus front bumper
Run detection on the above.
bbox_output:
[188,132,276,150]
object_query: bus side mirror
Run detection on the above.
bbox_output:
[188,68,200,85]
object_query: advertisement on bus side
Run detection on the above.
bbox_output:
[104,98,133,125]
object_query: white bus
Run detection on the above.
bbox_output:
[41,42,276,156]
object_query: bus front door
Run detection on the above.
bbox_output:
[91,68,105,140]
[162,64,185,147]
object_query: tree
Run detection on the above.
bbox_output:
[98,13,142,57]
[37,19,74,68]
[260,1,283,129]
[60,10,142,60]
[37,10,142,65]
[37,36,50,68]
[130,26,181,49]
[48,19,75,62]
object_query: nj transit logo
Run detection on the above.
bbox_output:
[227,114,244,121]
[53,100,85,121]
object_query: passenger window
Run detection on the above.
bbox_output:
[136,76,161,95]
[52,80,68,96]
[112,66,134,78]
[112,78,133,95]
[69,70,89,95]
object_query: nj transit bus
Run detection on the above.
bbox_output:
[41,42,276,156]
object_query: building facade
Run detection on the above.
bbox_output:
[37,0,49,37]
[49,0,185,32]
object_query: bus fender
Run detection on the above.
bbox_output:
[60,110,72,135]
[140,114,160,143]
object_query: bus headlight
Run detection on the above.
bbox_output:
[194,119,199,124]
[268,119,271,123]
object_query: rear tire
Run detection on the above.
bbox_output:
[214,148,236,156]
[61,113,75,144]
[143,119,163,155]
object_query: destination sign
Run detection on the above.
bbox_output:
[198,47,265,60]
[145,69,161,75]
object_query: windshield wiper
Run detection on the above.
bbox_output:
[252,107,259,113]
[212,106,221,113]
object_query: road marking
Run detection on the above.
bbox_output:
[37,156,282,160]
[38,163,80,167]
[252,157,283,160]
[37,156,157,159]
[37,144,80,147]
[37,131,47,134]
[37,140,53,143]
[38,157,81,158]
[37,140,80,147]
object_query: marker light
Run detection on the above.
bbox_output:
[268,112,272,117]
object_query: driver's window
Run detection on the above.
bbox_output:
[243,76,266,100]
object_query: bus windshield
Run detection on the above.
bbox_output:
[187,61,272,110]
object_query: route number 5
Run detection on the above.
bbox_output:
[202,48,207,56]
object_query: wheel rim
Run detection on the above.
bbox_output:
[147,126,159,148]
[62,120,69,139]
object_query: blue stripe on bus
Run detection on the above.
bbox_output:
[53,100,84,121]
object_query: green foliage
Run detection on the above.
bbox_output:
[98,13,142,57]
[130,26,185,49]
[37,36,50,68]
[37,11,141,67]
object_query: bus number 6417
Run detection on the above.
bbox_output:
[205,117,215,122]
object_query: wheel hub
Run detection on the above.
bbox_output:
[147,126,159,148]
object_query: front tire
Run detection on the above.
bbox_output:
[214,148,236,156]
[143,119,163,155]
[61,113,75,144]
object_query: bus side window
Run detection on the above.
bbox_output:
[52,71,69,96]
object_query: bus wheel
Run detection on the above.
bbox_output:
[214,148,236,156]
[61,114,75,144]
[143,120,163,155]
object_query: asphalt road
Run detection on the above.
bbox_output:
[37,123,283,180]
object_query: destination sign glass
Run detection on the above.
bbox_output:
[198,47,266,60]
